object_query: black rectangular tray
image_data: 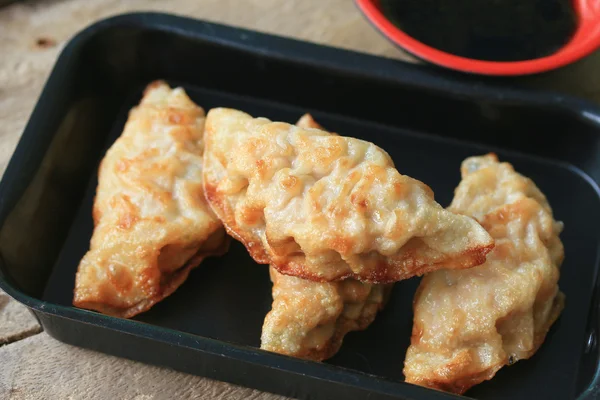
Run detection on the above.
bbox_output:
[1,12,600,400]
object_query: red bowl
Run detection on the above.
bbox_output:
[356,0,600,76]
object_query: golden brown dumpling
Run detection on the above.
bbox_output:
[203,108,494,283]
[261,266,392,361]
[296,113,326,131]
[261,116,391,361]
[73,81,228,318]
[404,154,565,394]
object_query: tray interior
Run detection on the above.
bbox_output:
[41,83,600,400]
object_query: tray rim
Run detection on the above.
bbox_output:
[2,11,600,400]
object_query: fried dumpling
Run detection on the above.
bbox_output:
[403,154,565,394]
[261,116,391,361]
[261,266,393,360]
[73,81,228,318]
[296,113,326,131]
[203,108,493,282]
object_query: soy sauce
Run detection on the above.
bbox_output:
[379,0,578,61]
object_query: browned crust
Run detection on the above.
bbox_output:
[75,83,226,319]
[404,291,565,395]
[204,113,494,283]
[207,174,493,283]
[404,175,566,394]
[271,284,394,361]
[271,242,494,283]
[73,228,230,318]
[203,182,270,264]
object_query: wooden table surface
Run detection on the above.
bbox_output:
[0,1,407,399]
[1,1,600,399]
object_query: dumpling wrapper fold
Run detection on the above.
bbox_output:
[261,115,392,361]
[261,266,392,360]
[403,154,565,394]
[203,108,493,282]
[73,81,228,318]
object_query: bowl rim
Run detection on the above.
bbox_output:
[355,0,600,76]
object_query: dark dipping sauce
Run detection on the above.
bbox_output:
[379,0,578,61]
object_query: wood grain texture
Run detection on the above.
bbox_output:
[4,1,598,399]
[0,0,413,177]
[0,333,289,400]
[0,291,41,345]
[0,1,410,399]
